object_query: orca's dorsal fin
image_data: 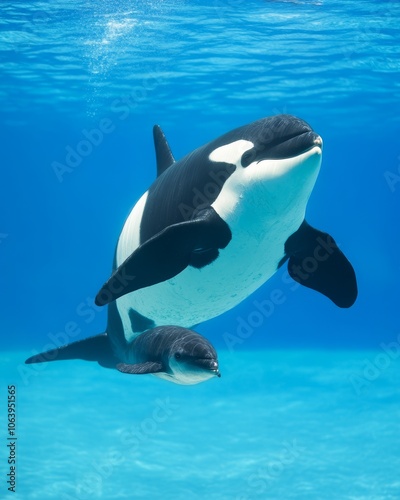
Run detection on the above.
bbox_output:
[153,124,175,177]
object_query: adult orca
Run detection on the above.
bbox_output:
[26,114,357,383]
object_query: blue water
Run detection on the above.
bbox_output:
[1,1,400,499]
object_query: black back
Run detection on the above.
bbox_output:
[140,114,316,243]
[131,326,217,364]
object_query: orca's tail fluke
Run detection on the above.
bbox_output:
[25,333,119,369]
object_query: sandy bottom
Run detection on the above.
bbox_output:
[1,348,399,499]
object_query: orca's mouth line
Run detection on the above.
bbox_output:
[267,129,311,150]
[192,358,219,371]
[303,134,322,150]
[257,131,322,162]
[295,138,323,156]
[207,366,221,377]
[279,131,322,151]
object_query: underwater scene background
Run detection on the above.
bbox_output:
[1,1,399,499]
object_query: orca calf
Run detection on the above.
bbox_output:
[27,114,357,384]
[26,326,220,385]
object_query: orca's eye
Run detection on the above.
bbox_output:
[241,148,257,168]
[174,353,181,360]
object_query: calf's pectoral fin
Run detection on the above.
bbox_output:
[285,220,358,308]
[116,361,164,374]
[95,207,232,306]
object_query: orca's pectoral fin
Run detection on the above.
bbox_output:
[25,333,119,368]
[95,207,232,306]
[116,361,164,375]
[285,221,357,308]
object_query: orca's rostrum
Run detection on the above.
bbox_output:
[26,114,357,384]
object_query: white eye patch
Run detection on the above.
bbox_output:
[209,140,253,165]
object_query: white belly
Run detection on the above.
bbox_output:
[114,186,305,342]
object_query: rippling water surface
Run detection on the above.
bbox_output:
[1,0,399,127]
